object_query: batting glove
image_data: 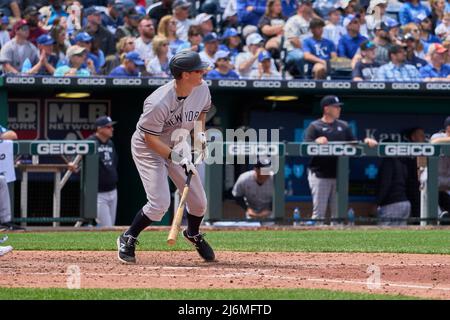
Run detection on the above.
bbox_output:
[179,157,197,176]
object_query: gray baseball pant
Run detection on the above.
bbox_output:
[378,201,411,226]
[0,176,11,224]
[308,170,337,223]
[131,131,207,222]
[96,189,117,227]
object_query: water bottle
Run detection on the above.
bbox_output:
[21,58,32,73]
[293,207,300,226]
[286,179,294,196]
[348,208,355,226]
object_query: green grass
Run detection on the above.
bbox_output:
[4,229,450,254]
[0,288,417,300]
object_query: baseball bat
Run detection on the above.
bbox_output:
[59,155,82,189]
[167,172,193,246]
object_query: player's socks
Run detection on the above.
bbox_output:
[186,212,203,237]
[126,210,152,238]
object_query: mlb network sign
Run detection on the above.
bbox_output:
[300,144,364,156]
[378,144,440,157]
[30,141,96,155]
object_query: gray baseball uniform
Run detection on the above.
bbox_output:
[132,79,211,222]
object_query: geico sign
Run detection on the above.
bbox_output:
[356,82,386,90]
[307,144,358,156]
[78,78,107,85]
[148,78,171,86]
[426,83,450,90]
[322,81,351,89]
[383,145,436,156]
[42,77,72,85]
[228,144,278,156]
[253,81,281,88]
[113,78,142,85]
[36,143,90,155]
[218,80,247,87]
[204,80,212,86]
[6,77,35,84]
[287,81,316,88]
[392,83,420,90]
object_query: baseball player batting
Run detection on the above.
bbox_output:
[117,50,215,264]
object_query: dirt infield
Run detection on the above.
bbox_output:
[1,251,450,299]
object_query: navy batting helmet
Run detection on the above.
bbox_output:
[169,50,209,79]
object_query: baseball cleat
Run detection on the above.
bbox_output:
[182,230,215,262]
[0,245,13,257]
[117,233,138,264]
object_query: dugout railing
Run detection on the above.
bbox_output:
[8,140,98,226]
[204,141,450,226]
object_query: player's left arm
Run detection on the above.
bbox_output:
[0,130,18,140]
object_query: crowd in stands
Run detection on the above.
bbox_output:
[0,0,448,80]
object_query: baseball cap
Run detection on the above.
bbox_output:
[375,21,389,32]
[23,5,39,16]
[84,6,101,16]
[214,50,230,62]
[1,16,9,24]
[246,32,264,46]
[169,50,209,74]
[414,12,431,24]
[195,13,213,25]
[444,116,450,129]
[385,17,400,29]
[36,34,55,46]
[125,51,145,65]
[66,45,87,58]
[95,116,117,128]
[343,14,360,28]
[360,40,376,51]
[13,19,28,32]
[203,32,219,43]
[389,44,407,55]
[242,25,258,39]
[254,158,271,169]
[403,33,415,41]
[320,95,344,109]
[428,43,448,55]
[222,27,239,39]
[258,51,272,62]
[172,0,191,10]
[74,31,93,43]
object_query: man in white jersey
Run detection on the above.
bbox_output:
[117,50,215,264]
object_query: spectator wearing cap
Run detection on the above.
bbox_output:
[337,14,367,59]
[249,50,282,79]
[199,32,219,69]
[205,50,240,79]
[0,20,39,74]
[28,33,59,75]
[374,44,422,81]
[135,17,155,64]
[385,18,403,46]
[352,40,380,81]
[0,16,10,49]
[219,27,242,64]
[283,0,313,77]
[158,15,184,56]
[83,6,116,56]
[53,44,93,76]
[258,0,286,58]
[148,0,173,28]
[416,12,442,53]
[109,50,144,76]
[365,0,389,36]
[86,115,119,228]
[47,0,69,26]
[0,0,20,20]
[304,95,377,225]
[21,5,48,46]
[403,22,426,59]
[237,0,267,26]
[303,18,336,79]
[232,158,275,221]
[101,0,125,34]
[403,32,428,69]
[323,8,346,48]
[172,0,194,42]
[430,116,450,223]
[146,35,172,77]
[74,31,105,73]
[419,43,450,80]
[102,35,135,74]
[115,7,140,41]
[235,32,266,77]
[194,13,214,37]
[176,24,204,52]
[399,0,431,26]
